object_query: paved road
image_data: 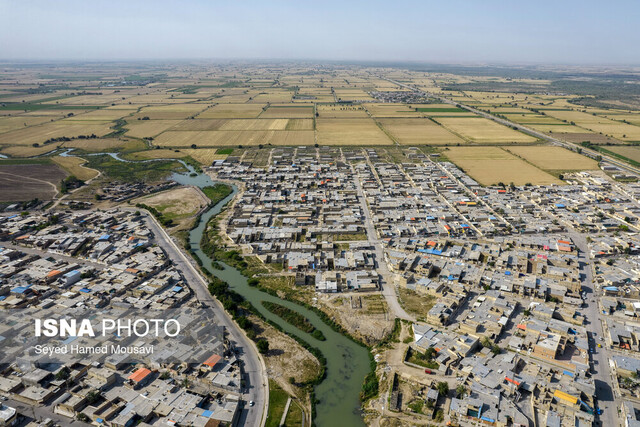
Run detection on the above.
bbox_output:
[137,210,268,427]
[351,163,414,321]
[571,232,620,427]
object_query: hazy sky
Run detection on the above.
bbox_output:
[1,0,638,64]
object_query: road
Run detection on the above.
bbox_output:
[350,163,414,321]
[137,209,268,427]
[383,77,640,178]
[571,232,620,427]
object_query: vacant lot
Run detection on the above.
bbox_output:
[135,186,208,221]
[436,117,538,143]
[316,118,392,145]
[0,163,66,201]
[506,146,598,171]
[378,118,463,145]
[444,146,561,185]
[51,156,100,181]
[154,130,315,147]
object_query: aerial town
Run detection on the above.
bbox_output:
[2,55,640,426]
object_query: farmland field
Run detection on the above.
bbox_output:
[259,104,314,118]
[505,145,598,171]
[0,121,114,146]
[124,120,181,138]
[443,146,561,185]
[0,163,66,201]
[51,155,100,181]
[317,104,369,118]
[196,104,266,119]
[435,117,538,143]
[378,118,463,145]
[154,130,315,147]
[605,146,640,163]
[316,118,392,145]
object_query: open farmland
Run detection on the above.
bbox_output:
[316,118,392,145]
[61,138,145,152]
[154,130,315,147]
[605,146,640,163]
[124,120,181,138]
[132,104,208,120]
[364,103,421,118]
[537,109,640,141]
[196,104,266,119]
[378,118,463,145]
[443,146,561,185]
[260,104,313,118]
[0,163,66,201]
[317,104,369,118]
[51,155,100,181]
[435,117,538,143]
[0,121,114,147]
[505,145,599,171]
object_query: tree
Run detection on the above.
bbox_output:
[436,381,449,397]
[456,384,467,398]
[191,144,197,149]
[256,339,269,354]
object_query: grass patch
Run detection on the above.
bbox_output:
[284,400,303,426]
[397,288,436,319]
[406,346,439,370]
[216,148,234,155]
[265,380,290,427]
[201,183,233,204]
[82,154,185,182]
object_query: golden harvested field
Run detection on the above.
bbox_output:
[333,89,374,101]
[506,145,598,170]
[505,114,567,125]
[260,105,314,118]
[285,119,314,130]
[68,108,138,121]
[316,104,369,118]
[0,121,114,146]
[197,104,266,118]
[131,104,208,120]
[1,144,61,157]
[606,146,640,163]
[378,118,463,145]
[62,138,143,152]
[124,120,181,138]
[247,92,293,103]
[435,117,538,143]
[444,146,561,185]
[365,103,420,118]
[316,118,392,145]
[530,124,591,134]
[0,116,61,134]
[543,109,640,140]
[180,148,228,164]
[51,155,99,181]
[154,130,315,147]
[125,149,188,160]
